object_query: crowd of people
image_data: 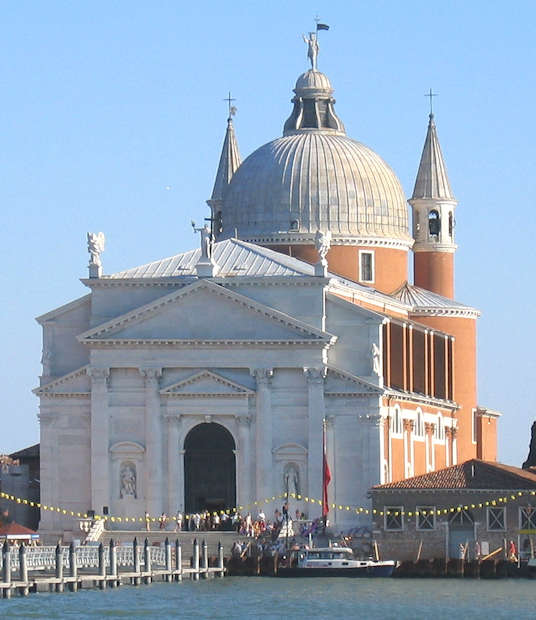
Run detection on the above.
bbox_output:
[145,503,319,539]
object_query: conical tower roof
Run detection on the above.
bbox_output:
[411,114,455,201]
[209,116,242,203]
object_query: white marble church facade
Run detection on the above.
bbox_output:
[36,241,388,538]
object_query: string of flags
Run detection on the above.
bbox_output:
[1,490,535,524]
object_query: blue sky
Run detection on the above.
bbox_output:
[1,1,534,466]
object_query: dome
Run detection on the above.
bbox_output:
[217,61,411,248]
[221,132,411,245]
[294,69,333,94]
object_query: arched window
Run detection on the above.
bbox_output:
[435,414,443,440]
[448,212,454,237]
[429,210,440,236]
[415,409,424,438]
[391,406,402,435]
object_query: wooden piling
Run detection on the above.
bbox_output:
[133,537,141,585]
[98,543,106,589]
[175,539,182,581]
[218,541,224,578]
[165,538,172,582]
[55,544,64,592]
[192,539,199,581]
[201,540,208,579]
[143,538,151,584]
[69,542,78,592]
[2,541,12,598]
[18,543,29,595]
[109,539,118,588]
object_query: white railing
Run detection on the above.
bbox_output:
[2,544,168,572]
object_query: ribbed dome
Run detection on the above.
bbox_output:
[221,132,411,244]
[295,69,333,93]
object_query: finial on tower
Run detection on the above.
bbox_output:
[224,91,237,122]
[425,88,438,118]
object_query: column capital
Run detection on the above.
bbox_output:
[450,426,458,438]
[359,413,382,427]
[403,419,415,433]
[424,422,435,436]
[251,368,273,385]
[324,415,336,428]
[304,367,326,384]
[88,367,110,383]
[236,415,252,427]
[139,367,162,386]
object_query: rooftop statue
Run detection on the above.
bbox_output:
[303,32,319,71]
[87,232,105,267]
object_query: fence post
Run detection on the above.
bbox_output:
[201,539,208,579]
[144,538,151,584]
[175,539,182,581]
[69,542,78,592]
[165,537,172,582]
[98,542,106,589]
[133,537,141,585]
[55,544,64,592]
[109,539,118,588]
[2,541,11,598]
[218,541,224,578]
[192,538,199,581]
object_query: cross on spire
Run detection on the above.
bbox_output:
[425,88,438,117]
[224,91,237,120]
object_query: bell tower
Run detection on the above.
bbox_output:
[409,112,457,299]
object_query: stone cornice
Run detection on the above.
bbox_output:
[161,370,254,397]
[410,307,480,319]
[384,389,459,411]
[78,278,335,343]
[79,338,331,348]
[36,294,91,324]
[37,392,90,400]
[240,233,413,251]
[326,365,383,394]
[33,365,89,396]
[326,285,410,318]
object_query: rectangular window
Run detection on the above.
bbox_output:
[520,506,536,530]
[487,506,506,531]
[384,506,404,531]
[359,251,374,283]
[417,506,436,530]
[472,409,477,444]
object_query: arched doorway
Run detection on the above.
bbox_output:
[184,423,236,514]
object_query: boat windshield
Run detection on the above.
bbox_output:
[304,550,353,560]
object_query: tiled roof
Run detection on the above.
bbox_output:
[0,522,38,536]
[372,460,536,490]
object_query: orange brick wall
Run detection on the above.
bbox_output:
[414,251,454,299]
[266,244,408,294]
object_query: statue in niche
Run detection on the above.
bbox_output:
[283,463,301,496]
[120,462,137,499]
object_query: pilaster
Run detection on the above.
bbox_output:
[140,368,163,517]
[89,367,110,515]
[252,368,273,502]
[237,416,252,507]
[167,416,181,514]
[305,367,326,518]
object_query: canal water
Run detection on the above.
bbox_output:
[2,577,534,619]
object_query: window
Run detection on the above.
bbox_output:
[390,407,402,435]
[417,506,436,530]
[472,409,477,444]
[520,506,536,530]
[359,251,374,283]
[428,210,440,236]
[487,507,506,531]
[435,414,443,440]
[448,212,454,237]
[384,506,404,530]
[415,409,424,438]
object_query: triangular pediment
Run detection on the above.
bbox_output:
[78,280,333,344]
[325,366,382,395]
[33,366,90,397]
[161,370,253,398]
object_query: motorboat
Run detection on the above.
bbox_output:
[277,546,395,577]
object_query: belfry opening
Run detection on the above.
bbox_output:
[184,423,236,514]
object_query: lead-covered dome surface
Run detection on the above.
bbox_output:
[218,68,411,246]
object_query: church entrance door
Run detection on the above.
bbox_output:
[184,423,236,514]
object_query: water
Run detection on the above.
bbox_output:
[2,577,535,619]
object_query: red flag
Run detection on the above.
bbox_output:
[322,422,331,517]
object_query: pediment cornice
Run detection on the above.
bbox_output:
[161,370,254,398]
[77,279,335,344]
[33,365,89,397]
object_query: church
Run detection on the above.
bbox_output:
[35,34,499,540]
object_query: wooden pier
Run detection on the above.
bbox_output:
[0,537,225,599]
